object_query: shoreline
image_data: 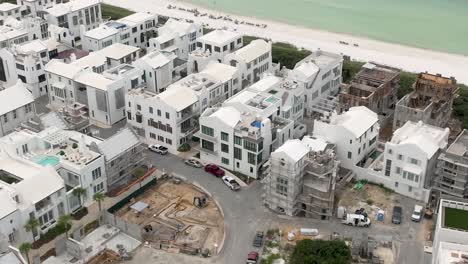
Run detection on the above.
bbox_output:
[104,0,468,84]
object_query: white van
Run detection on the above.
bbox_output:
[341,214,371,227]
[411,205,423,222]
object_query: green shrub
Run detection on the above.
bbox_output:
[72,143,78,149]
[366,199,374,205]
[177,143,191,152]
[290,239,351,264]
[71,207,88,220]
[132,167,146,178]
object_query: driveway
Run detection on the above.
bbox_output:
[146,150,427,264]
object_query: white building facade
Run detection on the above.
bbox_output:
[44,0,102,42]
[0,81,35,137]
[313,106,379,170]
[81,12,157,52]
[149,18,203,60]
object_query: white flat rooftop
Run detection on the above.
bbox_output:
[0,81,34,116]
[99,43,139,60]
[45,60,83,79]
[231,39,270,63]
[201,62,237,83]
[117,12,155,25]
[198,29,242,45]
[209,106,241,128]
[84,25,119,40]
[17,39,48,54]
[155,85,198,112]
[75,71,114,90]
[0,3,20,12]
[45,0,100,17]
[248,74,282,92]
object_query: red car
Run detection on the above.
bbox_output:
[246,251,259,264]
[204,164,225,177]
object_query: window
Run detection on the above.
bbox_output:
[221,157,229,165]
[214,46,220,52]
[409,158,419,166]
[166,138,172,145]
[395,167,401,174]
[165,112,170,119]
[157,109,161,116]
[234,136,242,145]
[221,143,229,153]
[149,107,153,114]
[15,63,24,71]
[93,182,104,193]
[395,181,398,188]
[247,152,256,165]
[12,110,16,119]
[397,154,403,160]
[385,159,392,176]
[276,177,288,197]
[244,140,256,152]
[25,103,32,113]
[3,114,7,123]
[127,111,132,120]
[221,132,228,141]
[150,133,156,139]
[237,38,242,44]
[408,186,412,192]
[92,167,102,180]
[201,126,214,136]
[347,151,352,159]
[201,140,214,151]
[38,210,54,226]
[158,135,164,142]
[234,147,242,160]
[132,27,137,33]
[137,104,141,111]
[387,149,393,155]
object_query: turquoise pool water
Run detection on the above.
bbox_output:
[32,155,60,167]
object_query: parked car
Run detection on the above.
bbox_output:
[246,251,259,264]
[222,176,240,191]
[392,206,402,224]
[148,144,168,155]
[341,214,371,227]
[204,164,225,177]
[253,231,264,247]
[411,205,423,222]
[184,158,203,168]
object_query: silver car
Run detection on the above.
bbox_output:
[184,158,203,168]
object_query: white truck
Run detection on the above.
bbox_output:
[341,213,371,227]
[411,205,423,222]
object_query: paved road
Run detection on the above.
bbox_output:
[146,150,428,264]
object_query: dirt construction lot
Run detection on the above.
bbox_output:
[338,182,409,225]
[116,180,224,255]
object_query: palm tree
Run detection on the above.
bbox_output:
[24,218,40,243]
[58,214,72,238]
[19,242,32,264]
[93,192,106,212]
[72,187,86,208]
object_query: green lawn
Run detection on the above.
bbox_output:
[101,3,134,20]
[444,207,468,231]
[0,0,17,3]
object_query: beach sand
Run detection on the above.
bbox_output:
[104,0,468,84]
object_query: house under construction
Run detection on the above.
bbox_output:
[339,62,400,118]
[393,72,457,129]
[263,136,339,220]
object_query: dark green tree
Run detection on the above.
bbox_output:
[290,239,351,264]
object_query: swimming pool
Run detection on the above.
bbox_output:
[32,155,60,167]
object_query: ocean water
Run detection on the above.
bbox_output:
[188,0,468,56]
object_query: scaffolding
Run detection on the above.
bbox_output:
[263,145,339,219]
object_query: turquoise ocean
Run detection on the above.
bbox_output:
[187,0,468,56]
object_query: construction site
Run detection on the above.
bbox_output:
[393,72,457,130]
[114,178,224,256]
[339,62,400,119]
